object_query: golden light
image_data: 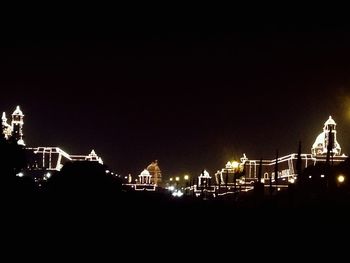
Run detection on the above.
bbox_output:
[337,175,345,183]
[170,177,173,182]
[175,177,180,181]
[184,175,189,180]
[232,161,239,169]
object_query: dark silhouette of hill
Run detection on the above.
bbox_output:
[0,135,36,203]
[46,161,122,202]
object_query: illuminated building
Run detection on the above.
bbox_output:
[311,116,341,156]
[232,116,347,183]
[121,169,156,191]
[2,106,103,179]
[26,147,103,172]
[139,169,152,184]
[1,106,25,145]
[198,170,211,187]
[146,160,162,185]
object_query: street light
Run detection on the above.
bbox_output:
[175,177,180,182]
[337,175,345,183]
[184,175,189,181]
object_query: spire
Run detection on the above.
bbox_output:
[2,112,7,122]
[324,115,336,127]
[12,105,24,116]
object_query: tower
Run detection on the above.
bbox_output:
[1,112,12,139]
[11,106,25,145]
[311,116,341,156]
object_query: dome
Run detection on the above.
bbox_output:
[324,116,336,126]
[312,132,325,149]
[147,160,161,172]
[311,116,342,156]
[12,106,24,116]
[140,169,151,177]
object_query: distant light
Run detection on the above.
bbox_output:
[111,172,114,175]
[169,178,173,182]
[46,172,51,179]
[105,170,110,174]
[172,190,183,197]
[278,188,281,191]
[290,178,295,184]
[16,172,24,177]
[168,186,175,191]
[124,176,128,179]
[260,179,265,184]
[175,177,180,182]
[309,175,312,179]
[337,175,345,183]
[321,174,325,178]
[184,175,189,180]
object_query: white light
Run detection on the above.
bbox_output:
[16,172,24,177]
[309,175,312,179]
[278,188,281,191]
[172,190,183,197]
[46,172,51,179]
[321,174,325,178]
[105,170,110,174]
[290,178,295,184]
[124,176,128,179]
[168,186,175,191]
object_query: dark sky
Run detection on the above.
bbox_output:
[2,25,350,178]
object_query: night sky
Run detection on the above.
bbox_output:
[2,25,350,178]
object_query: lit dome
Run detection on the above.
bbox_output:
[312,132,325,155]
[140,169,151,177]
[147,160,161,173]
[311,116,342,156]
[226,162,233,169]
[12,106,24,116]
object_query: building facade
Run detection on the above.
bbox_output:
[2,106,103,179]
[219,116,347,184]
[146,160,162,185]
